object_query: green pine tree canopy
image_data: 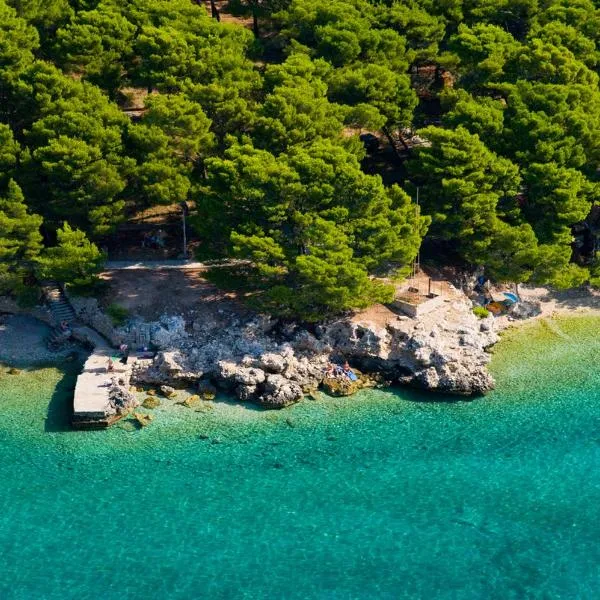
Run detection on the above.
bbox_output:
[2,0,600,318]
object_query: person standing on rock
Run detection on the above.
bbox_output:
[119,343,129,365]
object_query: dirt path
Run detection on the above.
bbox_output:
[100,267,249,322]
[104,259,246,270]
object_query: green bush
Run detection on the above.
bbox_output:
[15,284,41,308]
[473,306,490,319]
[106,303,129,326]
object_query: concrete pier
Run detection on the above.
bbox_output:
[71,327,135,429]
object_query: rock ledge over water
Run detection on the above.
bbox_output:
[131,292,498,407]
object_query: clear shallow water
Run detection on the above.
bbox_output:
[1,316,600,599]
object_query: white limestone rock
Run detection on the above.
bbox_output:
[259,374,304,409]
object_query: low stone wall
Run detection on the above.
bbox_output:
[392,294,445,318]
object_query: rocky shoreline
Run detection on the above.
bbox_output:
[120,290,502,409]
[1,284,554,411]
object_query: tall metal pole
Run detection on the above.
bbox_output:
[182,208,187,260]
[415,187,420,293]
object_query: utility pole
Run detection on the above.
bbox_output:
[413,187,421,292]
[180,201,189,260]
[415,186,420,277]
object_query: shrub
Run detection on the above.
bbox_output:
[106,303,129,326]
[473,306,490,319]
[15,284,41,308]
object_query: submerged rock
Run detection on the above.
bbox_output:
[178,394,201,408]
[117,419,138,432]
[197,380,217,400]
[133,412,154,427]
[160,385,177,397]
[142,396,161,409]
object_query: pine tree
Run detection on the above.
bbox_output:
[199,137,428,319]
[38,222,104,288]
[0,179,43,294]
[408,126,520,247]
[0,124,20,183]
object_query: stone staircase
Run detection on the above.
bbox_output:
[41,281,78,350]
[42,281,77,324]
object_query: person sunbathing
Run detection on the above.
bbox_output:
[342,361,358,381]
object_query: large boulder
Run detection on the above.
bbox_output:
[322,376,362,397]
[258,374,304,409]
[217,361,266,387]
[107,383,138,415]
[157,352,184,376]
[134,351,201,386]
[160,385,176,397]
[510,300,542,320]
[281,354,329,390]
[257,352,286,374]
[68,296,122,346]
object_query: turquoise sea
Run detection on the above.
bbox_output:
[1,316,600,599]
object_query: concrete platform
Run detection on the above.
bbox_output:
[71,327,135,429]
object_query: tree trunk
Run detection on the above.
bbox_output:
[396,130,411,152]
[210,0,221,21]
[252,10,259,37]
[382,126,408,162]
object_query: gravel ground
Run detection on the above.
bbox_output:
[0,315,83,366]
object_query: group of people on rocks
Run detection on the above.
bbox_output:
[325,361,358,382]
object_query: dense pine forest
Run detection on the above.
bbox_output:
[2,0,600,319]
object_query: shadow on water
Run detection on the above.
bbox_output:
[377,383,472,405]
[211,392,266,412]
[45,362,81,433]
